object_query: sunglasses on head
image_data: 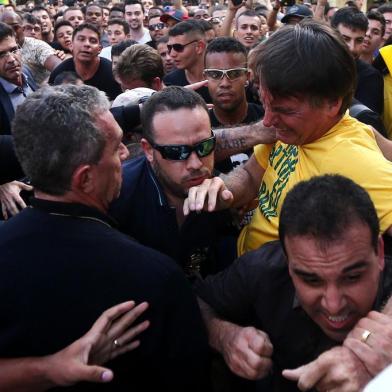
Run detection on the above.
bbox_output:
[148,22,166,31]
[150,135,216,160]
[167,39,198,53]
[203,68,248,81]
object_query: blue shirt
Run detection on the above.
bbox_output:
[109,156,237,277]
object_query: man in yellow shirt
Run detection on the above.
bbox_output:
[184,19,392,256]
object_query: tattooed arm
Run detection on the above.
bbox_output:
[213,121,276,162]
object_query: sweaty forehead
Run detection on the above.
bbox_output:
[205,51,246,68]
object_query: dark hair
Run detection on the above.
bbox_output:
[0,22,15,41]
[194,18,213,33]
[110,4,125,13]
[367,9,386,36]
[114,44,164,88]
[72,22,101,40]
[53,70,82,85]
[22,13,41,26]
[331,6,368,32]
[108,17,130,35]
[279,174,380,253]
[85,2,103,15]
[31,5,50,17]
[205,36,247,62]
[141,86,208,140]
[54,20,73,38]
[378,2,392,15]
[111,39,137,56]
[124,0,145,14]
[251,20,356,114]
[168,20,205,38]
[12,85,109,195]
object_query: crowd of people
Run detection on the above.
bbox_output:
[0,0,392,390]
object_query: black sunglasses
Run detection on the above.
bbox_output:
[150,135,216,160]
[148,22,166,31]
[167,39,198,53]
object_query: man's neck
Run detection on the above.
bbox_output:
[213,100,248,126]
[184,59,204,84]
[42,31,54,43]
[130,26,144,41]
[360,52,373,64]
[34,190,108,215]
[74,57,100,80]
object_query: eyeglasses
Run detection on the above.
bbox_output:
[23,25,41,33]
[203,68,248,81]
[150,135,216,160]
[148,22,166,31]
[167,39,198,53]
[0,46,21,61]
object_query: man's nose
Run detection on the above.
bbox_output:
[321,284,347,315]
[186,151,203,170]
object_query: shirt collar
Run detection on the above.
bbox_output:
[0,73,28,94]
[30,197,118,228]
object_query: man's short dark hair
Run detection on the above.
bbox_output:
[168,20,205,39]
[54,20,73,38]
[331,6,368,32]
[31,5,50,17]
[108,17,130,35]
[22,13,41,26]
[251,20,356,114]
[205,36,247,65]
[279,174,380,253]
[110,4,125,14]
[378,2,392,15]
[111,39,137,56]
[124,0,145,14]
[72,22,101,40]
[141,86,208,141]
[85,2,103,15]
[0,22,15,41]
[367,9,386,36]
[12,85,109,195]
[53,70,82,85]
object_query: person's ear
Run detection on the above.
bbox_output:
[71,164,95,194]
[141,138,154,162]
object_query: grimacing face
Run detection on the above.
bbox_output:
[285,224,384,342]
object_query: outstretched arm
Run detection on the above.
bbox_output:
[0,301,149,392]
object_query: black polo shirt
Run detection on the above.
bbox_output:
[195,240,392,391]
[0,198,211,391]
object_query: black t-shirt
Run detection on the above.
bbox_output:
[48,57,121,101]
[210,103,264,173]
[196,240,392,391]
[163,68,212,103]
[355,58,384,115]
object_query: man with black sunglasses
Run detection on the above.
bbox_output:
[146,14,168,49]
[110,86,238,278]
[163,20,212,103]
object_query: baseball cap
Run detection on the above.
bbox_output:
[281,4,313,23]
[160,8,189,24]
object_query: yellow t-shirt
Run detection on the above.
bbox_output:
[237,113,392,256]
[380,45,392,139]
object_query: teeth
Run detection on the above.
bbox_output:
[327,314,349,322]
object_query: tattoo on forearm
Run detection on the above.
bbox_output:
[215,130,247,153]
